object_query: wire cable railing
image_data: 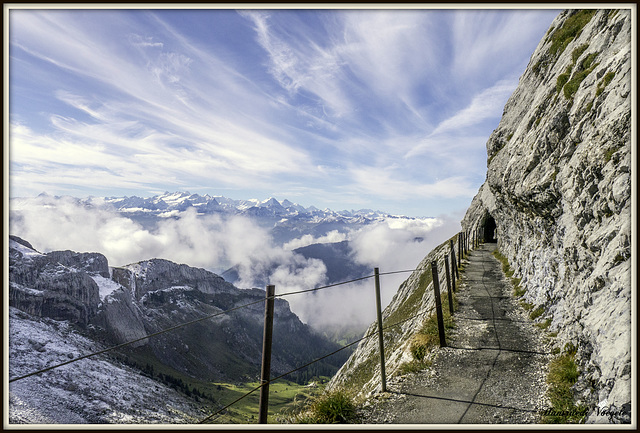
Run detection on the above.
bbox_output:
[9,230,473,424]
[9,268,423,384]
[198,304,437,424]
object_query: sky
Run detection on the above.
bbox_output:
[7,6,560,218]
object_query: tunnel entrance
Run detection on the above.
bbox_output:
[483,215,497,243]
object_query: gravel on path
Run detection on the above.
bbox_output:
[359,243,553,424]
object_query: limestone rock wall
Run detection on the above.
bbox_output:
[462,9,632,419]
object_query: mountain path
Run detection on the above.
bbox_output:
[360,243,553,424]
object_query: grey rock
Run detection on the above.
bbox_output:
[462,9,631,422]
[9,239,101,326]
[329,9,631,424]
[9,237,348,385]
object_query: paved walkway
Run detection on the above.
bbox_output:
[364,243,551,424]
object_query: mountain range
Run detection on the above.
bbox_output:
[8,235,349,422]
[100,191,416,245]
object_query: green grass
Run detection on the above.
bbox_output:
[283,389,358,424]
[548,10,600,100]
[604,147,617,163]
[571,44,589,63]
[492,250,515,279]
[535,318,553,330]
[385,262,434,329]
[397,358,433,375]
[529,305,545,320]
[409,291,457,362]
[114,344,329,424]
[556,48,599,100]
[549,10,597,57]
[596,71,615,97]
[563,61,599,100]
[542,348,588,423]
[520,301,535,311]
[212,379,326,423]
[493,250,535,304]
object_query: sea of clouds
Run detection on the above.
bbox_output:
[9,194,461,333]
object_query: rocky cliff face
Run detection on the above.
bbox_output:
[327,235,456,395]
[462,8,631,421]
[328,8,631,423]
[9,237,346,385]
[9,236,101,326]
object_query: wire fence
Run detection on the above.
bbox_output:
[9,268,426,384]
[198,302,437,423]
[9,230,479,424]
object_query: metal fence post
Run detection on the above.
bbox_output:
[464,230,467,255]
[458,233,462,268]
[430,261,447,347]
[450,239,459,280]
[465,230,468,255]
[444,256,453,315]
[258,284,275,424]
[374,268,387,392]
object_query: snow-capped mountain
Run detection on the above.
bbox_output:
[96,191,425,247]
[104,192,397,224]
[8,236,349,423]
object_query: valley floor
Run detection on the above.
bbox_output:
[360,244,552,424]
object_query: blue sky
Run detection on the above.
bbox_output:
[8,6,560,217]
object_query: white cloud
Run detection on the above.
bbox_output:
[429,78,517,136]
[241,11,353,118]
[282,230,349,250]
[10,11,320,199]
[351,166,477,200]
[338,11,438,109]
[9,195,462,332]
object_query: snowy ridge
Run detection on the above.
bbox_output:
[8,307,206,423]
[9,238,43,260]
[102,191,405,222]
[89,275,123,301]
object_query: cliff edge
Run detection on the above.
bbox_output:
[462,9,631,420]
[328,9,632,423]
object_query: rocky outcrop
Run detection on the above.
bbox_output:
[461,9,631,422]
[327,235,457,396]
[9,237,347,384]
[9,236,101,326]
[111,258,237,300]
[46,250,110,279]
[328,9,631,424]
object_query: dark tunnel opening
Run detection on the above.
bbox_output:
[483,215,497,243]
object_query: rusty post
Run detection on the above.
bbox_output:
[444,255,453,315]
[449,239,460,278]
[374,268,387,392]
[431,261,447,347]
[258,284,275,424]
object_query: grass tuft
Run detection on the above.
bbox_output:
[289,390,358,424]
[596,71,615,97]
[520,301,535,311]
[549,10,596,57]
[542,349,587,423]
[535,318,553,330]
[529,305,545,320]
[408,291,457,364]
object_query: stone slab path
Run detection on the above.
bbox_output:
[361,243,552,424]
